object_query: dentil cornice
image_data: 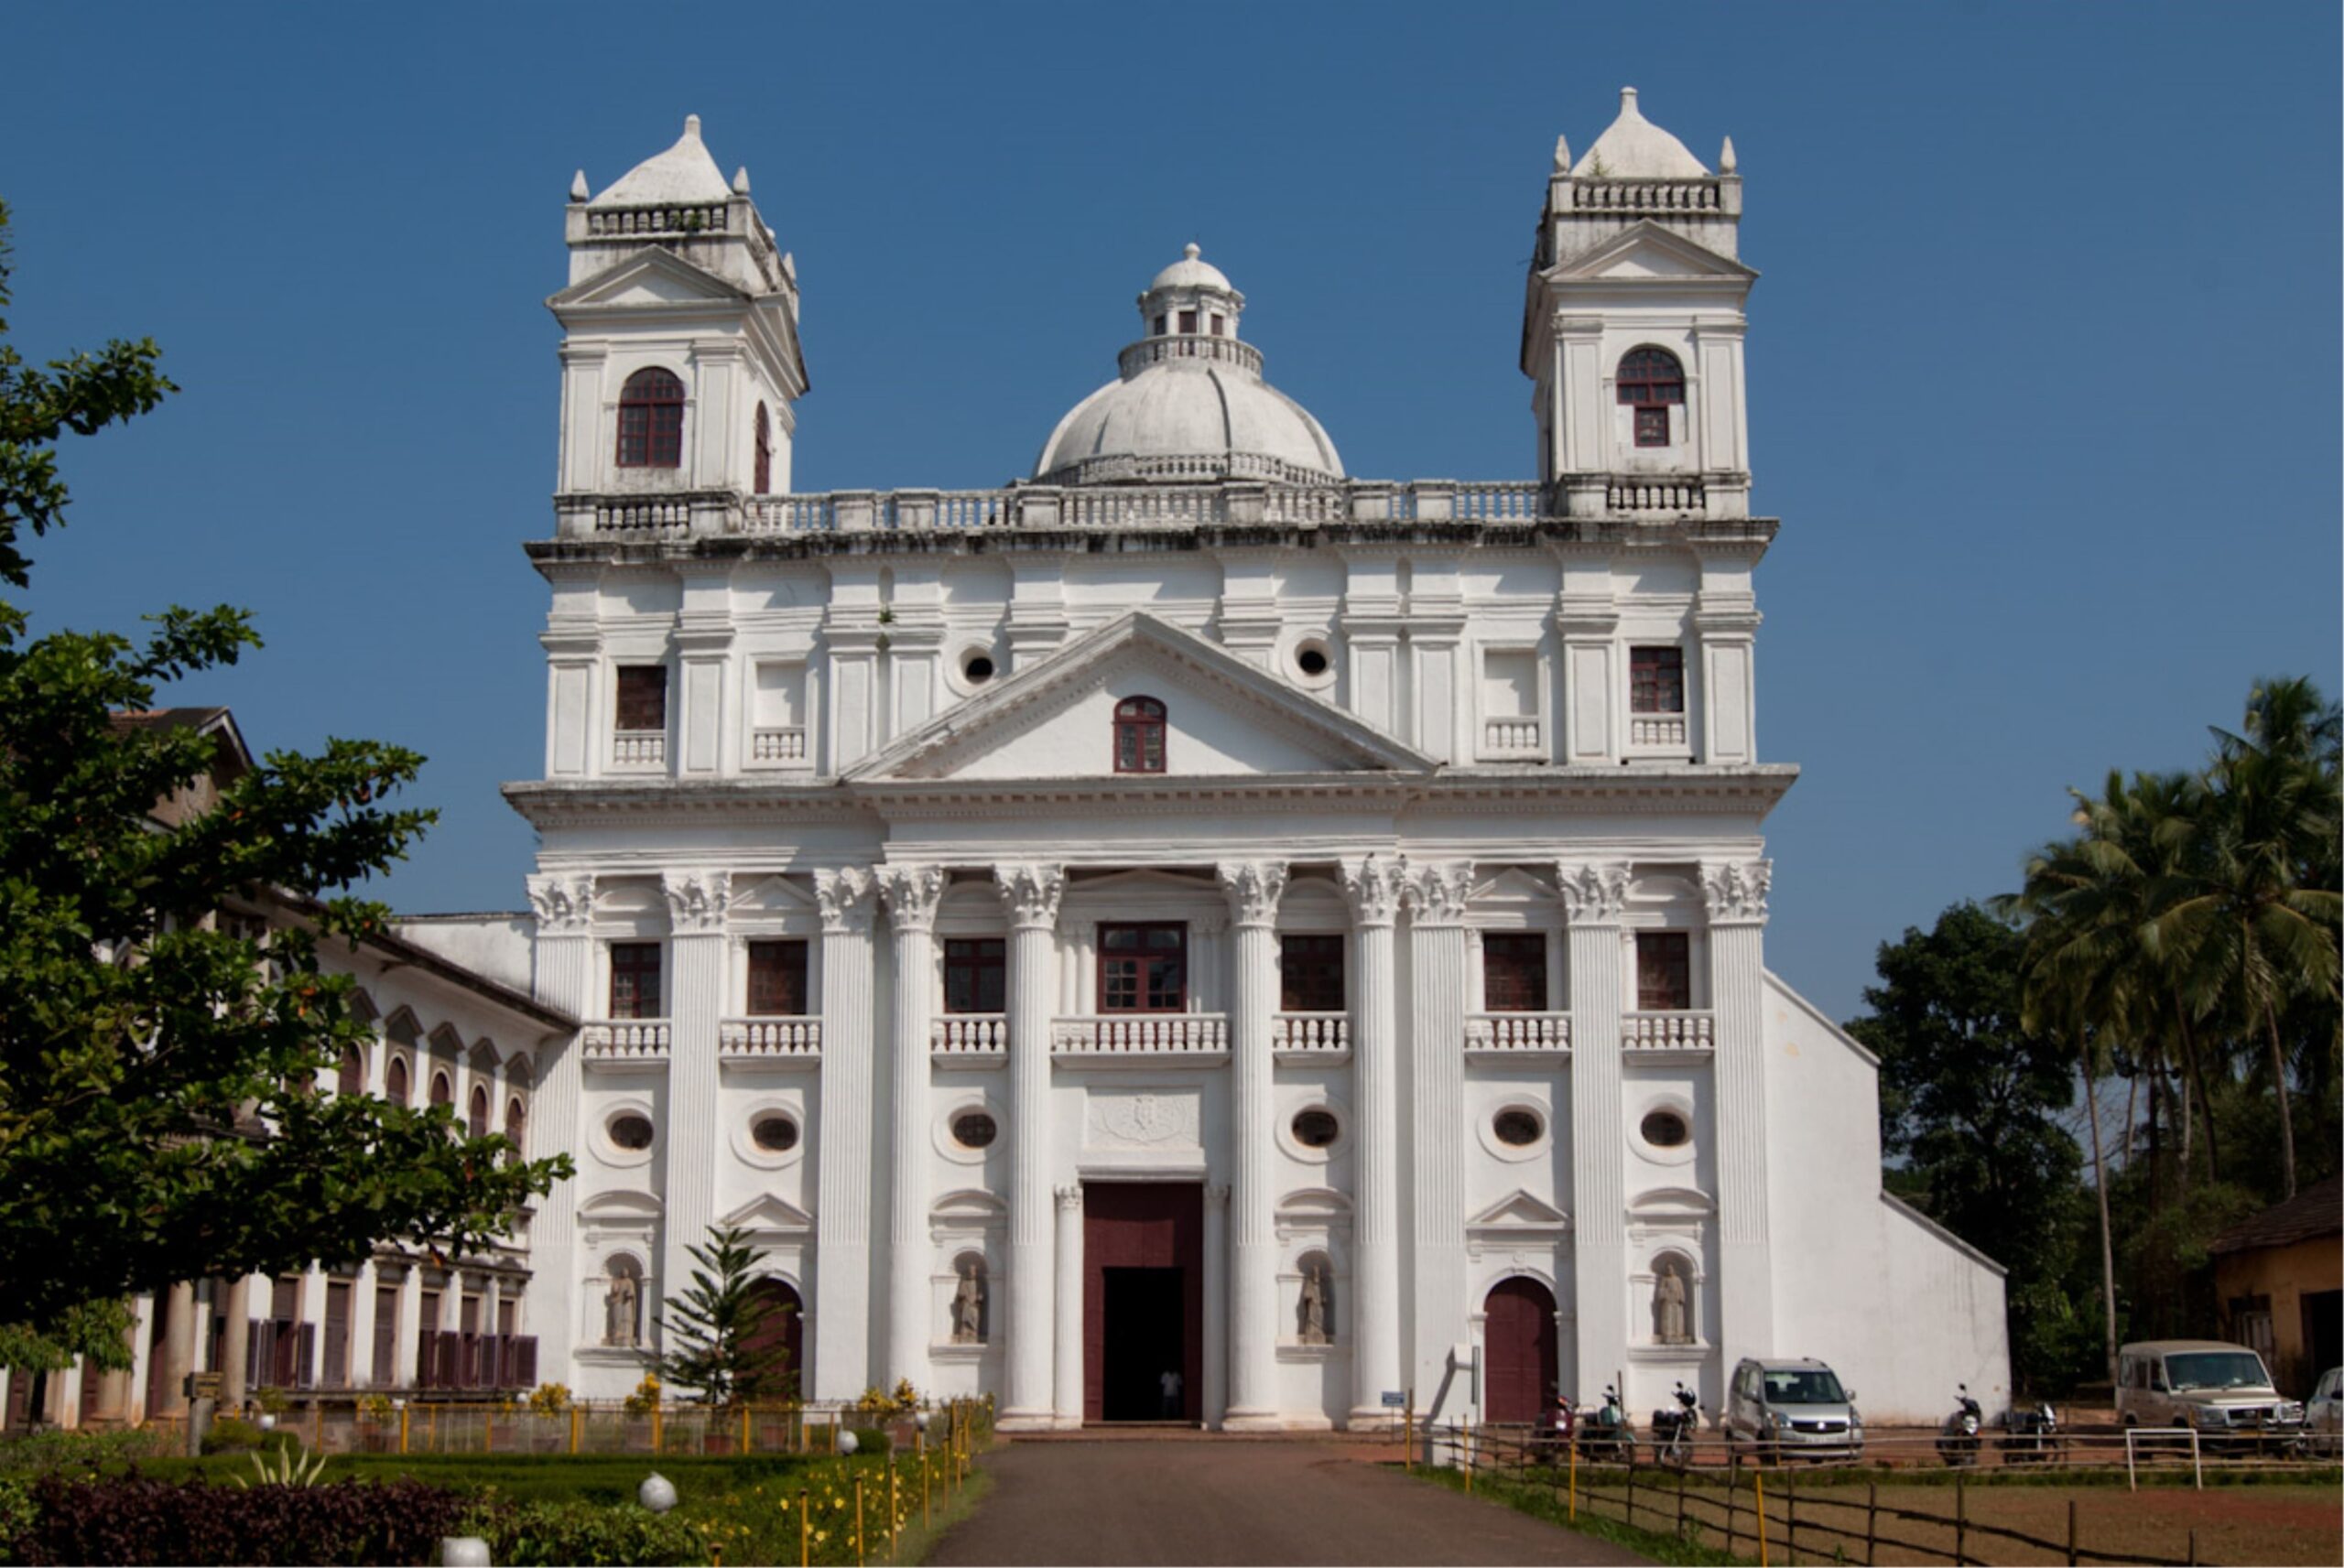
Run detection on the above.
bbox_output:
[1557,861,1633,925]
[813,867,880,933]
[526,871,598,935]
[1216,860,1290,927]
[878,863,950,932]
[1699,858,1772,925]
[1399,859,1476,926]
[993,862,1066,930]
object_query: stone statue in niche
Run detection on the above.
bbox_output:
[605,1268,640,1348]
[951,1261,986,1345]
[1297,1259,1332,1345]
[1654,1259,1690,1345]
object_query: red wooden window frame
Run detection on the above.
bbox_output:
[746,938,809,1016]
[753,402,773,495]
[1113,696,1167,774]
[1616,347,1685,449]
[429,1069,451,1108]
[615,665,667,734]
[1630,646,1686,715]
[1177,308,1199,334]
[385,1056,409,1107]
[504,1097,526,1156]
[468,1084,491,1139]
[1482,933,1549,1012]
[1098,923,1187,1012]
[945,937,1006,1013]
[1637,931,1693,1011]
[616,367,685,468]
[337,1044,364,1096]
[609,941,663,1019]
[1279,934,1346,1012]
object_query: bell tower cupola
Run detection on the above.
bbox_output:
[1523,88,1754,521]
[548,114,808,517]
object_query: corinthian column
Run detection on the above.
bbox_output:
[1053,1185,1085,1427]
[993,862,1064,1432]
[814,867,880,1400]
[1401,859,1472,1419]
[662,871,732,1315]
[1216,859,1287,1431]
[1560,860,1633,1399]
[1702,859,1775,1369]
[1340,853,1404,1428]
[878,864,949,1395]
[525,871,598,1385]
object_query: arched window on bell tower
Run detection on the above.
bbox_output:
[1616,347,1685,449]
[616,368,685,468]
[753,402,773,494]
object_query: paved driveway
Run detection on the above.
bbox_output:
[928,1439,1649,1566]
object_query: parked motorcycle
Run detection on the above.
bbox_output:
[1533,1394,1575,1465]
[1937,1382,1984,1466]
[1651,1380,1700,1467]
[1997,1400,2058,1464]
[1577,1383,1636,1464]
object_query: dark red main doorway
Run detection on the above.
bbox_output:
[1082,1182,1203,1423]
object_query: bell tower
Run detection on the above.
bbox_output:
[1522,88,1753,521]
[548,115,808,527]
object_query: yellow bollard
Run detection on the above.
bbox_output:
[741,1403,751,1454]
[570,1404,582,1454]
[798,1487,810,1568]
[922,1453,932,1530]
[889,1465,901,1555]
[429,1403,439,1453]
[398,1404,410,1454]
[1404,1394,1414,1474]
[652,1405,664,1454]
[854,1474,867,1567]
[1755,1471,1769,1568]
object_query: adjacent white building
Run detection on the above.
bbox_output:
[421,92,2007,1430]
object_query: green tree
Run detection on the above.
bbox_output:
[1847,903,2092,1390]
[657,1225,791,1405]
[0,203,571,1364]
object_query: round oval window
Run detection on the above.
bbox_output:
[608,1112,655,1151]
[1292,1108,1340,1148]
[1296,645,1330,678]
[951,1110,999,1150]
[1493,1108,1543,1147]
[1640,1109,1690,1149]
[751,1113,799,1153]
[963,654,995,685]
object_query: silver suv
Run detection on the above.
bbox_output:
[1724,1357,1864,1462]
[2115,1340,2305,1449]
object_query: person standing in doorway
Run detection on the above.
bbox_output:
[1158,1367,1183,1420]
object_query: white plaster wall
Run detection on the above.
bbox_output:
[393,914,537,996]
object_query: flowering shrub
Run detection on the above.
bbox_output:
[526,1381,573,1415]
[621,1374,662,1416]
[354,1392,395,1423]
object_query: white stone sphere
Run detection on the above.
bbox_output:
[638,1472,678,1513]
[440,1538,492,1567]
[838,1429,860,1454]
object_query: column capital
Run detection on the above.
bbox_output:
[1699,859,1773,925]
[1338,853,1405,928]
[1216,860,1289,928]
[814,866,880,933]
[1557,861,1633,927]
[1398,859,1475,927]
[1055,1184,1084,1212]
[526,872,597,935]
[661,870,732,934]
[993,862,1065,931]
[878,864,950,933]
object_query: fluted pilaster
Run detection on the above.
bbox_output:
[1054,1184,1085,1427]
[1340,853,1405,1426]
[814,866,879,1400]
[662,871,732,1315]
[1561,860,1632,1395]
[526,871,598,1380]
[879,864,948,1393]
[1218,860,1287,1429]
[1202,1183,1230,1428]
[1703,858,1774,1361]
[1402,859,1472,1416]
[994,861,1064,1430]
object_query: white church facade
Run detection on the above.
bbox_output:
[430,92,2006,1432]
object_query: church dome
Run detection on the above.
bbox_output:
[1573,87,1709,180]
[1033,245,1343,487]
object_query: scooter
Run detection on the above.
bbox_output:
[1651,1380,1700,1467]
[1533,1394,1575,1465]
[1937,1382,1983,1466]
[1997,1400,2058,1464]
[1577,1383,1636,1465]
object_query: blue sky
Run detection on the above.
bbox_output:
[4,3,2336,1023]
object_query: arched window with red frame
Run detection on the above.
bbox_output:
[385,1056,409,1107]
[753,402,773,495]
[1615,347,1685,449]
[337,1043,364,1097]
[616,367,686,468]
[468,1084,490,1138]
[1113,696,1167,774]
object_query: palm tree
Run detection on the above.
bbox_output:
[2158,678,2343,1198]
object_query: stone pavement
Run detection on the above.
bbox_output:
[928,1436,1650,1566]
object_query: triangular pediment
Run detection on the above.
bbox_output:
[845,612,1436,784]
[1468,1189,1573,1231]
[1549,221,1756,283]
[720,1193,814,1234]
[549,246,749,310]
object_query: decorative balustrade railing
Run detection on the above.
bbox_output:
[585,203,730,236]
[1622,1011,1715,1049]
[718,1017,821,1063]
[611,731,666,768]
[1607,478,1706,514]
[581,1020,672,1066]
[750,726,807,763]
[931,1015,1008,1059]
[1482,718,1543,754]
[1272,1012,1350,1054]
[1449,481,1543,521]
[592,497,693,535]
[1464,1012,1573,1054]
[1116,335,1265,377]
[1629,715,1688,748]
[1566,178,1728,214]
[1051,1014,1229,1057]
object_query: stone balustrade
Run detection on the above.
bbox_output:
[581,1020,672,1068]
[718,1017,821,1065]
[932,1014,1008,1062]
[611,731,666,768]
[1464,1011,1573,1055]
[1607,478,1707,514]
[1566,178,1727,214]
[1272,1012,1350,1056]
[1051,1013,1229,1060]
[1629,715,1688,748]
[584,202,730,236]
[1622,1010,1715,1050]
[750,726,807,764]
[1482,718,1542,754]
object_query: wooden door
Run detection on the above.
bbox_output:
[1081,1184,1203,1423]
[743,1279,804,1400]
[1482,1277,1557,1425]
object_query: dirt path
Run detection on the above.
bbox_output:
[928,1438,1649,1566]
